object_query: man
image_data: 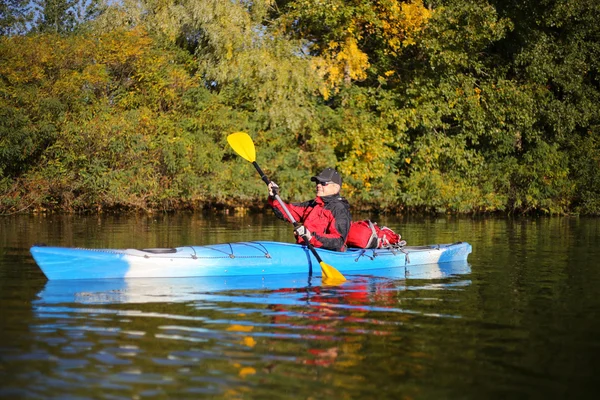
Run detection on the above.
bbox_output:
[267,167,352,251]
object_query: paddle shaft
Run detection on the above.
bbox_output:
[251,161,327,265]
[252,161,271,186]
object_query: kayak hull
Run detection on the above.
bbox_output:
[30,241,472,280]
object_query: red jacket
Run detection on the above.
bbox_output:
[269,194,351,251]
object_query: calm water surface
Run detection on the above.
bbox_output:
[0,213,599,399]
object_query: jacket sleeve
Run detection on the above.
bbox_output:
[268,197,311,223]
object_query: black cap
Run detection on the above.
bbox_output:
[311,167,342,186]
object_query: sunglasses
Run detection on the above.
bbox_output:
[316,181,334,186]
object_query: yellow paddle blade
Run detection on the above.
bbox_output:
[320,261,346,285]
[227,132,256,162]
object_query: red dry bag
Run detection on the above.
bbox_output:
[346,220,401,249]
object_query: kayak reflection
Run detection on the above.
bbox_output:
[35,261,471,305]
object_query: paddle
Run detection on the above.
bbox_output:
[227,131,346,284]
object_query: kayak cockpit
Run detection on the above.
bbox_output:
[139,248,177,254]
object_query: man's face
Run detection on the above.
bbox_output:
[315,181,341,197]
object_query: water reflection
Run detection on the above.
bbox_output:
[35,261,471,305]
[21,263,472,397]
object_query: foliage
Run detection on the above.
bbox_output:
[1,0,599,215]
[30,0,103,34]
[0,0,32,36]
[491,0,600,214]
[277,0,432,96]
[1,28,208,211]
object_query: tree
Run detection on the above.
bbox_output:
[0,0,32,35]
[490,0,600,213]
[31,0,103,34]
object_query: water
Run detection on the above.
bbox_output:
[1,214,599,399]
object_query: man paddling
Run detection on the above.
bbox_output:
[267,168,352,252]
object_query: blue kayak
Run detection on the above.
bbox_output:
[30,241,472,280]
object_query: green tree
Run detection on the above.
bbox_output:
[32,0,102,33]
[95,0,333,201]
[272,0,591,213]
[490,0,600,213]
[0,0,32,36]
[273,0,517,211]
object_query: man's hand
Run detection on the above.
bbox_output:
[294,225,312,240]
[268,181,280,197]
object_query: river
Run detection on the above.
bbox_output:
[0,213,598,399]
